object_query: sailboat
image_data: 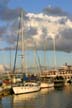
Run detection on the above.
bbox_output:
[12,11,40,95]
[40,39,54,89]
[52,37,65,89]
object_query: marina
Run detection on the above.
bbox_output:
[0,0,72,108]
[0,64,72,98]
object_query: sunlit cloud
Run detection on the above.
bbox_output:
[0,5,72,53]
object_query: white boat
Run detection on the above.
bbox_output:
[40,77,54,89]
[12,82,40,95]
[40,82,54,88]
[40,82,48,88]
[12,11,41,95]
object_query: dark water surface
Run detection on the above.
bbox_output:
[0,86,72,108]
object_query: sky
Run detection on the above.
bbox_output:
[0,0,72,69]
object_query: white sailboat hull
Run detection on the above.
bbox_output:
[12,82,40,95]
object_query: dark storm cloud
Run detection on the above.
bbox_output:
[58,18,67,24]
[0,26,7,41]
[43,6,68,16]
[0,26,6,35]
[54,28,72,53]
[61,28,72,40]
[0,45,16,51]
[4,34,17,44]
[0,24,17,44]
[0,7,22,21]
[0,0,26,21]
[56,38,72,53]
[0,0,9,6]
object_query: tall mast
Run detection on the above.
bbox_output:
[21,10,24,73]
[12,10,25,74]
[10,48,12,71]
[44,39,47,70]
[13,18,20,73]
[33,47,38,73]
[53,37,57,71]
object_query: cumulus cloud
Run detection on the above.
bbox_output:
[23,12,72,52]
[0,6,72,53]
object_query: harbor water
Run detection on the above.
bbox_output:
[0,86,72,108]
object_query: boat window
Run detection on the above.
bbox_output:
[25,84,28,86]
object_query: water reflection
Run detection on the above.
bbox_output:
[13,92,39,102]
[40,87,54,95]
[40,88,49,95]
[0,86,72,108]
[0,96,13,108]
[13,92,40,108]
[64,85,72,94]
